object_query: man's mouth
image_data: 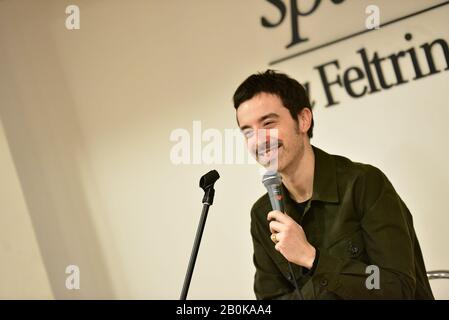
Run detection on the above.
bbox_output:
[256,142,283,157]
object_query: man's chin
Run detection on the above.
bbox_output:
[265,156,288,172]
[255,149,286,171]
[258,158,281,172]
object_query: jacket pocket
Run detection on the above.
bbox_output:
[327,230,365,260]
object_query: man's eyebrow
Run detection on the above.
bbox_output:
[260,113,279,122]
[239,113,279,131]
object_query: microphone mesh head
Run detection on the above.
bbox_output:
[262,170,282,187]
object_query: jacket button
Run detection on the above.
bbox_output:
[351,246,359,256]
[320,279,328,287]
[287,274,293,281]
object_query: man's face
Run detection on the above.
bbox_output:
[236,92,305,172]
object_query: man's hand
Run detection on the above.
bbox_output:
[267,210,316,269]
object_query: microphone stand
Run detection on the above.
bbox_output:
[180,170,219,300]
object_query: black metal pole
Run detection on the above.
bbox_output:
[180,201,211,300]
[180,170,219,300]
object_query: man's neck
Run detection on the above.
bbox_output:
[280,142,315,203]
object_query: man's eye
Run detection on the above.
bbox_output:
[243,130,254,138]
[263,121,275,127]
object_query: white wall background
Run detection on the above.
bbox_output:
[0,0,448,299]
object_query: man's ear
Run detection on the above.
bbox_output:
[297,108,312,134]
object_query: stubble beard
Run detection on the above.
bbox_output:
[278,120,304,174]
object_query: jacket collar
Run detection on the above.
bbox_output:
[310,145,339,203]
[282,145,339,205]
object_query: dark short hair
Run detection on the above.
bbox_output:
[233,69,314,138]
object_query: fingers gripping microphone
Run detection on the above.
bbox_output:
[262,171,285,213]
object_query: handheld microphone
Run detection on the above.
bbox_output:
[262,170,304,300]
[262,171,285,212]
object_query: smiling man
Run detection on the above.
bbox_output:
[233,70,434,300]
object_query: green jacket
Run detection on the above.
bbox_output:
[251,146,434,299]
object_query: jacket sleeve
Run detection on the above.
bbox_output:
[251,206,300,300]
[301,166,419,299]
